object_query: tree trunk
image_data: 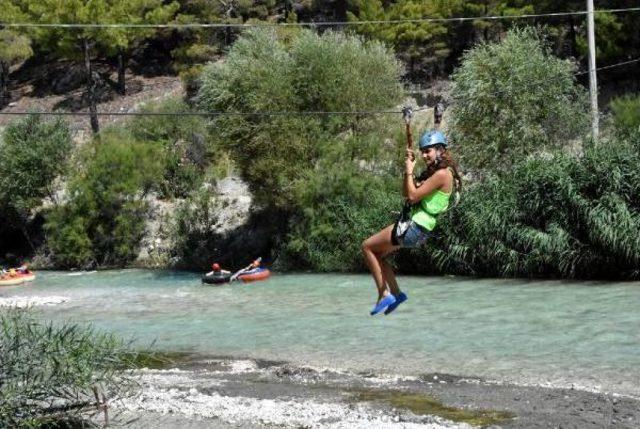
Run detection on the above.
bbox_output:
[483,3,489,42]
[117,50,126,95]
[83,39,100,134]
[0,60,9,109]
[284,0,290,21]
[335,0,347,22]
[225,6,233,46]
[568,15,578,58]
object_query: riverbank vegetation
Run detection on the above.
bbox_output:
[0,115,72,256]
[0,309,136,428]
[1,4,639,279]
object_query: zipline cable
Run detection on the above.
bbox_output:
[0,108,430,117]
[2,7,640,29]
[473,58,640,100]
[574,58,640,75]
[0,58,638,118]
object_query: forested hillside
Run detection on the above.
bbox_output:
[1,1,639,278]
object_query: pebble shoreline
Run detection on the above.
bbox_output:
[112,357,640,429]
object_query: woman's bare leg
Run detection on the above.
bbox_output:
[380,259,401,296]
[362,224,400,301]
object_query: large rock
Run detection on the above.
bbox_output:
[134,175,278,270]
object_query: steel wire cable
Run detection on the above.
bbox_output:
[0,58,638,118]
[464,58,640,101]
[2,6,639,118]
[2,7,640,29]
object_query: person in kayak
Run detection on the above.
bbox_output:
[206,263,230,278]
[362,130,461,315]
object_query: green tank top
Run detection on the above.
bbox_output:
[410,171,452,231]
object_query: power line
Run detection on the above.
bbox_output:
[575,58,640,75]
[0,107,430,117]
[0,58,637,119]
[2,7,640,29]
[457,57,640,101]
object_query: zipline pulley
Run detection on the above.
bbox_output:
[402,106,413,149]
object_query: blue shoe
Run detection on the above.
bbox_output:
[370,294,396,316]
[384,292,408,315]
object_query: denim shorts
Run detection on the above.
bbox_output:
[392,220,431,248]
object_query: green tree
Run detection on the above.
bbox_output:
[449,27,588,171]
[0,115,72,251]
[574,12,624,61]
[280,165,399,271]
[103,0,179,95]
[300,0,351,22]
[16,0,178,132]
[46,130,163,268]
[610,94,640,140]
[198,28,404,211]
[0,1,33,108]
[171,0,285,97]
[533,1,638,61]
[461,1,533,42]
[126,97,211,198]
[348,0,462,78]
[0,31,32,109]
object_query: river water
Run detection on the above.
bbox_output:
[2,270,639,428]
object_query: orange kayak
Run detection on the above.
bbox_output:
[237,267,271,283]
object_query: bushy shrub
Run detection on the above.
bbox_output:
[0,309,135,428]
[280,165,399,271]
[0,114,71,215]
[610,94,640,140]
[127,97,213,198]
[198,28,404,211]
[46,131,163,268]
[170,185,222,267]
[450,27,588,172]
[425,136,640,279]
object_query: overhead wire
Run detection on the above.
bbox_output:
[574,58,640,75]
[1,8,639,119]
[463,57,640,101]
[0,109,420,117]
[2,7,640,29]
[1,57,638,118]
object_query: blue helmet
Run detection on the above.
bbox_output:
[419,130,447,150]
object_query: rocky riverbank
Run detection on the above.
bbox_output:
[113,355,640,429]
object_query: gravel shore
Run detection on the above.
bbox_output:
[112,356,640,428]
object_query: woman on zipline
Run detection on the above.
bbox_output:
[362,129,461,315]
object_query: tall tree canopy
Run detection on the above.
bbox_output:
[198,28,404,210]
[9,0,178,132]
[449,27,588,171]
[0,1,32,108]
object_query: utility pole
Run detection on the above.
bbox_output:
[587,0,599,139]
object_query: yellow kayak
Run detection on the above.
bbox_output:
[0,269,36,286]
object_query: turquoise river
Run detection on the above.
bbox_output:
[2,270,639,398]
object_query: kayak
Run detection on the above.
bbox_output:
[202,272,232,285]
[0,270,36,286]
[201,267,271,285]
[237,267,270,283]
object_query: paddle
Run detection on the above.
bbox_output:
[230,257,262,282]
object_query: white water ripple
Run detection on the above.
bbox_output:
[0,295,69,308]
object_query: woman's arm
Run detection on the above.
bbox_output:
[404,168,450,205]
[402,148,415,199]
